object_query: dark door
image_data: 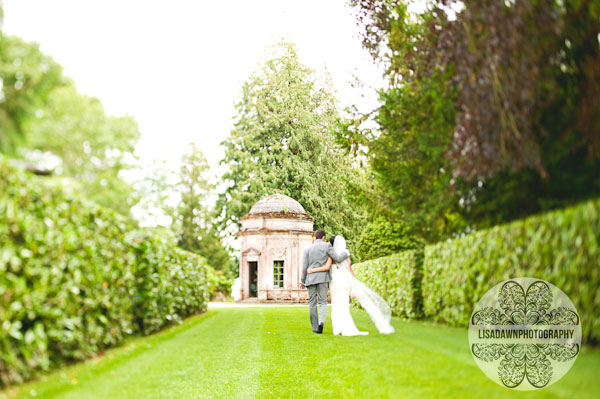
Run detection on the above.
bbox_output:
[248,261,258,297]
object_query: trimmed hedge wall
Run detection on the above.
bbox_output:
[422,198,600,344]
[353,250,423,319]
[0,162,209,386]
[354,198,599,344]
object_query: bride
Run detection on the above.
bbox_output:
[307,235,395,336]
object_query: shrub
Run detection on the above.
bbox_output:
[206,266,233,301]
[422,198,600,344]
[354,216,423,262]
[353,250,423,319]
[0,161,208,386]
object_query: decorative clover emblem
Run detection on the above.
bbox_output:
[470,280,579,389]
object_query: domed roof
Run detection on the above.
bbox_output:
[249,194,307,216]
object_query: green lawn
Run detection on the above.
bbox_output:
[1,306,599,399]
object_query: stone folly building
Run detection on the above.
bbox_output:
[239,194,314,301]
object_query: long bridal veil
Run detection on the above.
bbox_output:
[333,236,395,334]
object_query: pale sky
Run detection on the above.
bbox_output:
[4,0,385,180]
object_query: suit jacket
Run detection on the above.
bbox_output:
[301,240,350,287]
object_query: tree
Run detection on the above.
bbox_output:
[24,85,141,214]
[348,0,600,238]
[218,42,367,246]
[194,228,236,275]
[132,159,178,226]
[342,1,465,242]
[174,143,211,252]
[0,34,68,153]
[0,27,140,214]
[172,143,235,274]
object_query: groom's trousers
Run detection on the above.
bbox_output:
[307,282,328,332]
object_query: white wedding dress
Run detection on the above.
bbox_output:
[330,236,395,336]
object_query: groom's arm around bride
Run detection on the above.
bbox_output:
[301,230,350,333]
[300,234,350,287]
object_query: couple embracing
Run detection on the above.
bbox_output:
[301,230,395,336]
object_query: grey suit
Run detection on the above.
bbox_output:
[301,240,350,332]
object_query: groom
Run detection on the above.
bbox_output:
[301,230,350,334]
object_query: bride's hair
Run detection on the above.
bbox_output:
[329,235,336,246]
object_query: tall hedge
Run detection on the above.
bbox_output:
[352,198,599,344]
[422,198,600,344]
[353,250,423,319]
[0,162,209,386]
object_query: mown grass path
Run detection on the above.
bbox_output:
[1,306,599,399]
